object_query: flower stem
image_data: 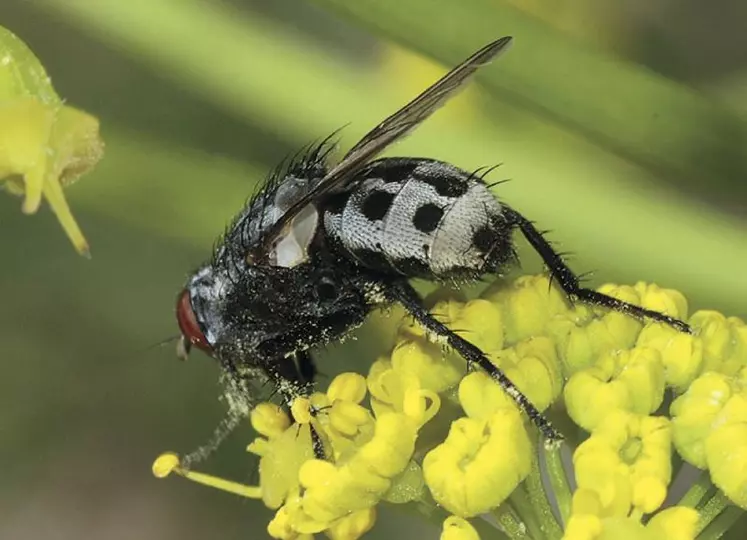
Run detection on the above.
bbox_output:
[509,486,545,540]
[679,471,713,508]
[492,503,529,540]
[523,445,563,539]
[697,505,744,540]
[695,491,733,536]
[544,442,572,524]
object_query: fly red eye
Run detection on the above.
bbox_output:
[176,290,211,352]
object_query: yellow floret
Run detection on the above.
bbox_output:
[564,347,664,431]
[574,410,671,515]
[422,407,531,517]
[440,516,481,540]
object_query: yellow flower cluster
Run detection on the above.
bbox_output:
[0,26,103,256]
[155,274,747,540]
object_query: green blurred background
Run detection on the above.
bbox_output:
[1,0,746,538]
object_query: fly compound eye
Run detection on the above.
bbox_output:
[176,290,211,353]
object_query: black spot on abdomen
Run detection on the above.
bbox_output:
[325,191,352,215]
[371,159,418,183]
[417,171,469,198]
[412,203,443,234]
[361,190,395,221]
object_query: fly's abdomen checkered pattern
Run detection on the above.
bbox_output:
[323,158,514,279]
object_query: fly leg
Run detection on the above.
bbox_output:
[504,207,691,334]
[383,279,562,442]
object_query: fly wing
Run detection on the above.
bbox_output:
[253,36,513,261]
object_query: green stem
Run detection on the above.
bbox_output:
[493,503,529,540]
[697,505,744,540]
[544,441,572,524]
[679,471,714,508]
[696,491,732,536]
[523,443,563,539]
[509,486,545,540]
[472,517,511,540]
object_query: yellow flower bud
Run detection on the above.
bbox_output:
[355,414,418,477]
[670,372,733,468]
[645,506,698,540]
[482,274,568,344]
[563,514,603,540]
[398,293,465,340]
[281,487,331,535]
[389,340,465,393]
[729,318,747,373]
[566,486,659,540]
[440,516,480,540]
[692,311,732,372]
[565,347,664,431]
[296,414,417,523]
[633,282,688,322]
[328,401,374,439]
[573,447,632,517]
[565,354,636,432]
[367,360,441,428]
[458,372,517,420]
[490,337,563,412]
[690,311,747,377]
[425,292,468,323]
[632,477,666,515]
[423,408,531,517]
[596,283,648,337]
[291,397,314,425]
[267,493,318,539]
[637,325,702,391]
[251,403,291,438]
[458,340,560,422]
[152,452,180,478]
[705,393,747,507]
[367,358,398,417]
[599,518,649,540]
[325,508,376,540]
[572,488,604,517]
[549,311,641,376]
[267,504,296,539]
[618,347,666,414]
[452,299,505,353]
[299,460,389,523]
[327,372,368,404]
[574,411,671,515]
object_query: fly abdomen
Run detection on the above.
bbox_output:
[323,158,514,279]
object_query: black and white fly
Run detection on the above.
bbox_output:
[175,37,690,463]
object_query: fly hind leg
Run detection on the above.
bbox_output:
[504,207,692,334]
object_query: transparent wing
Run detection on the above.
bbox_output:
[254,36,513,259]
